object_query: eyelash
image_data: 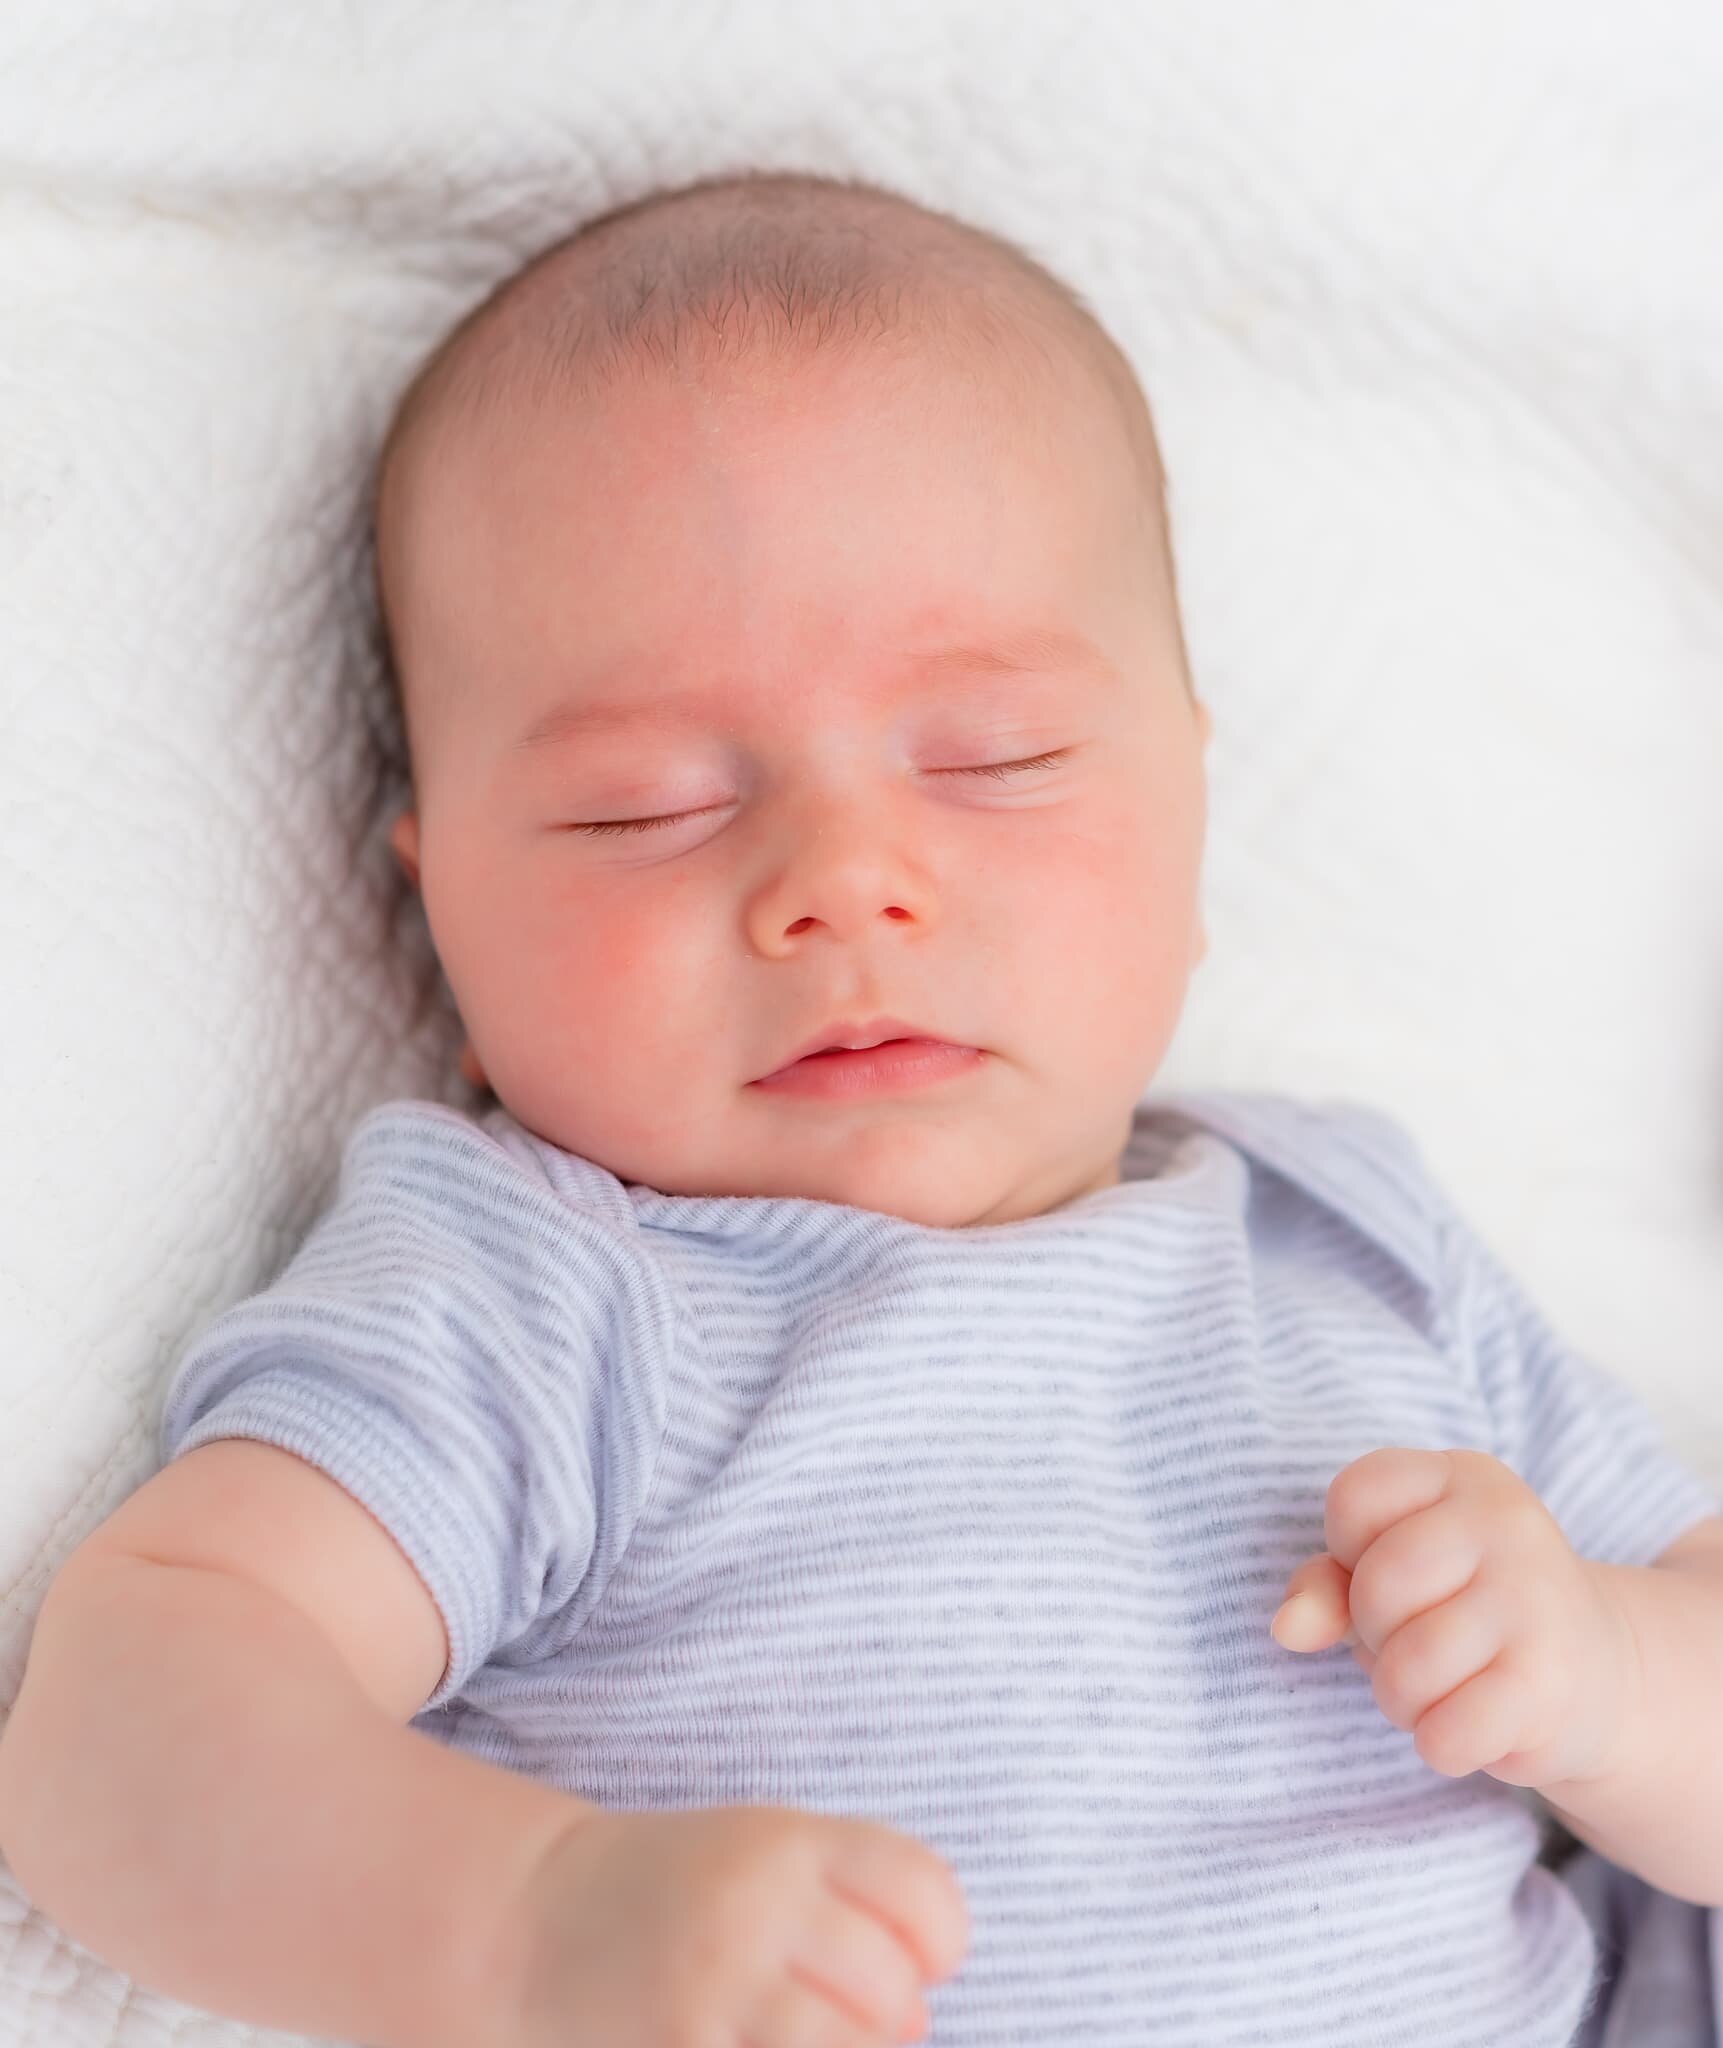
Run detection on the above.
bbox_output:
[565,749,1073,836]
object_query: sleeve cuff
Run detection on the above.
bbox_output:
[164,1368,493,1717]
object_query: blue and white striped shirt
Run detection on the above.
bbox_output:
[157,1089,1720,2046]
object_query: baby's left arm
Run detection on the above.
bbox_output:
[1270,1446,1723,1909]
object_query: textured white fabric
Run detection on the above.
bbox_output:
[3,3,1722,2043]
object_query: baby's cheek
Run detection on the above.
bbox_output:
[1051,820,1199,1016]
[548,894,718,1073]
[1031,810,1178,939]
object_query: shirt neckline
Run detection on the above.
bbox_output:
[616,1101,1239,1245]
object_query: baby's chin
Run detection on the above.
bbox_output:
[634,1130,1121,1228]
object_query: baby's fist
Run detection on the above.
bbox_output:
[493,1798,970,2048]
[1271,1446,1637,1789]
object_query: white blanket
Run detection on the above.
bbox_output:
[4,3,1722,2042]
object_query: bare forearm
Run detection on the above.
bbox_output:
[0,1555,592,2048]
[1539,1559,1723,1907]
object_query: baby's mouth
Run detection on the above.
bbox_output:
[750,1038,984,1098]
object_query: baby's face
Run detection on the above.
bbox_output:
[387,334,1210,1226]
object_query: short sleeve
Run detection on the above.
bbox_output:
[155,1103,669,1717]
[1438,1210,1721,1569]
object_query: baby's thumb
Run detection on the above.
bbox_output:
[1270,1554,1356,1651]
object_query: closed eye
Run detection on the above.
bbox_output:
[564,804,729,838]
[936,748,1071,783]
[561,749,1073,836]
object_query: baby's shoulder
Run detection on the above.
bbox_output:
[1144,1086,1447,1297]
[293,1097,651,1327]
[345,1094,640,1236]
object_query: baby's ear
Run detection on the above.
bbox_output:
[388,810,421,889]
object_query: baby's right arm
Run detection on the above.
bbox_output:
[0,1438,968,2048]
[0,1439,591,2048]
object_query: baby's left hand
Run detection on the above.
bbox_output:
[1272,1447,1638,1790]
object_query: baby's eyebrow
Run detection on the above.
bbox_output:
[510,625,1114,754]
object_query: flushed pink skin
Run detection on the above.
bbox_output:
[386,338,1211,1228]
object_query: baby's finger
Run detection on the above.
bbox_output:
[1270,1554,1355,1651]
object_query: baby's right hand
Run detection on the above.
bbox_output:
[492,1799,971,2048]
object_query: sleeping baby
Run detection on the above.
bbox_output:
[5,168,1723,2048]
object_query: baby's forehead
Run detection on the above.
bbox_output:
[401,307,1069,519]
[384,315,1156,631]
[374,178,1167,704]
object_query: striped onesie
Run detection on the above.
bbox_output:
[158,1089,1722,2045]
